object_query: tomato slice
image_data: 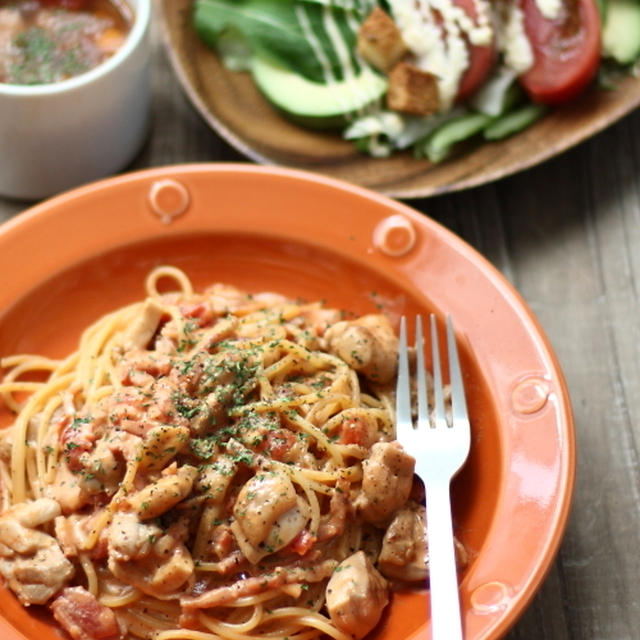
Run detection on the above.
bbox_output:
[454,0,497,101]
[519,0,601,104]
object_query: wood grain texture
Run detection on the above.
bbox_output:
[160,0,640,199]
[423,112,640,638]
[2,7,640,638]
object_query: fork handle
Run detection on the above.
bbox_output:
[426,480,464,640]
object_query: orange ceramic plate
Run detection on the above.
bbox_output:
[160,0,640,199]
[0,164,574,640]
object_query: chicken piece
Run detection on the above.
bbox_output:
[231,495,310,564]
[137,425,190,472]
[356,441,415,524]
[195,455,237,504]
[54,512,109,558]
[108,513,194,596]
[261,498,310,552]
[357,7,408,72]
[107,511,161,562]
[0,499,74,604]
[146,377,188,428]
[387,61,440,116]
[125,464,198,520]
[50,586,120,640]
[232,471,298,548]
[378,505,428,581]
[121,299,165,350]
[0,497,60,533]
[325,551,389,639]
[186,392,228,435]
[0,542,74,605]
[325,314,398,384]
[78,438,125,491]
[230,470,311,563]
[147,522,194,592]
[49,463,91,514]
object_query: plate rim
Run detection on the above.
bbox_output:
[0,163,576,640]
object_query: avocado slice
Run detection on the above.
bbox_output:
[602,0,640,64]
[251,55,388,130]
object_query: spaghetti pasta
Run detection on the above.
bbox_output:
[0,267,430,640]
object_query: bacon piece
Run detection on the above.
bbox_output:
[287,528,317,556]
[181,560,337,610]
[50,586,121,640]
[317,480,350,542]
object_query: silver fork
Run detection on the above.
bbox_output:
[396,314,471,640]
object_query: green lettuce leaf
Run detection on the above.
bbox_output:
[193,0,365,83]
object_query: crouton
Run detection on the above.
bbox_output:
[386,62,440,116]
[357,7,408,72]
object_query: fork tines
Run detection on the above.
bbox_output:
[396,313,469,434]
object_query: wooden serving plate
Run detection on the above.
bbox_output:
[160,0,640,199]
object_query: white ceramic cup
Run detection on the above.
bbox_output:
[0,0,152,201]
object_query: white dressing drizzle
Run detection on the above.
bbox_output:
[294,3,336,85]
[494,0,535,74]
[388,0,494,111]
[535,0,563,20]
[323,6,356,81]
[295,3,385,118]
[322,5,364,116]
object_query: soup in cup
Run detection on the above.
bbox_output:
[0,0,151,200]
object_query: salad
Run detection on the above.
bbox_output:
[192,0,640,162]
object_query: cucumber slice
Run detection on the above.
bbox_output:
[602,0,640,64]
[483,103,548,141]
[417,113,493,163]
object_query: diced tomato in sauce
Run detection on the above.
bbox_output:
[337,418,368,446]
[287,529,317,556]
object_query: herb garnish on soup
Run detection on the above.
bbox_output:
[0,0,132,85]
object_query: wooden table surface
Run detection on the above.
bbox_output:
[2,10,640,640]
